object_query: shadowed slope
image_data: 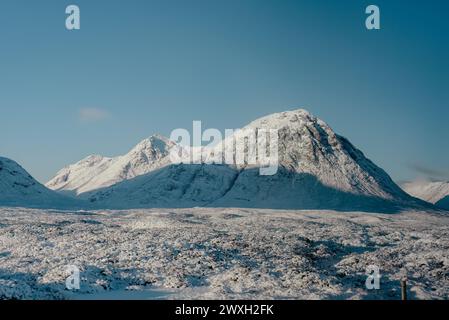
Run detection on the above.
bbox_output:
[0,157,86,209]
[84,164,428,213]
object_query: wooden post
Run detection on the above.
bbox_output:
[401,280,407,300]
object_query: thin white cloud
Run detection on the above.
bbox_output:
[78,108,110,122]
[409,163,449,180]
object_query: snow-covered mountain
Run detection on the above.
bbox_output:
[401,180,449,210]
[46,135,176,195]
[0,157,81,208]
[401,180,449,204]
[80,109,424,211]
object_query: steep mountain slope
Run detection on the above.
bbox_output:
[86,164,238,207]
[401,180,449,204]
[46,135,176,195]
[436,196,449,210]
[83,109,423,211]
[214,109,411,201]
[0,157,81,208]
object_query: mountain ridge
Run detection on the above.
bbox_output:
[46,134,176,195]
[401,180,449,204]
[64,109,427,212]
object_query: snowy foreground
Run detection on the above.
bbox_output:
[0,207,448,300]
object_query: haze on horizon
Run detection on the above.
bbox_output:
[0,0,448,183]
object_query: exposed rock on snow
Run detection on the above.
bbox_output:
[0,157,82,209]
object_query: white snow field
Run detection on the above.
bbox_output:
[1,207,448,300]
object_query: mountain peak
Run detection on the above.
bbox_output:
[245,108,327,131]
[130,134,173,154]
[47,134,176,194]
[265,108,313,118]
[78,154,108,166]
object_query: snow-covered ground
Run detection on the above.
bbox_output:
[0,207,448,300]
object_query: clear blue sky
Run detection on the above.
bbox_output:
[0,0,448,183]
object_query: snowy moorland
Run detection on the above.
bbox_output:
[1,207,448,300]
